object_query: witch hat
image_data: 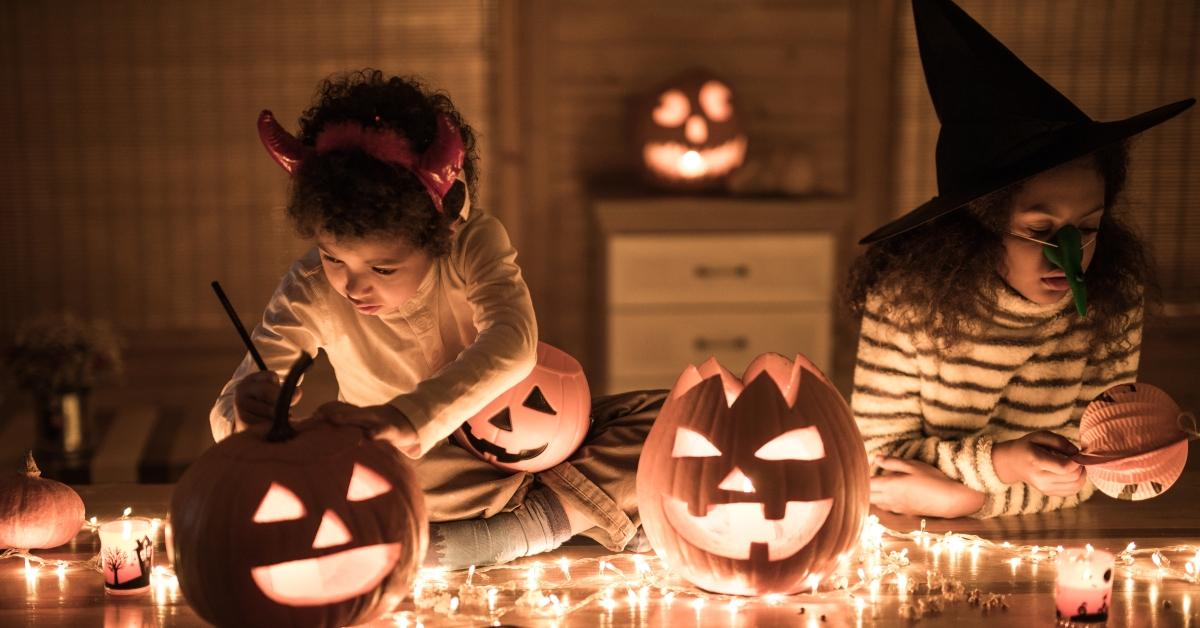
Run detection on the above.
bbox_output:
[860,0,1194,245]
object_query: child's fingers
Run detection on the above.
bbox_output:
[875,456,915,474]
[1026,431,1079,456]
[1033,448,1081,474]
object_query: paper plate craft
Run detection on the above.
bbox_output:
[1074,383,1195,501]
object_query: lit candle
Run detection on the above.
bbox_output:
[1055,547,1114,624]
[98,516,155,595]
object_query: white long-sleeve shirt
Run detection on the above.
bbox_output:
[851,285,1141,518]
[209,212,538,456]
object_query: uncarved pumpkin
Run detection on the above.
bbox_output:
[0,451,85,549]
[453,342,591,472]
[170,354,427,627]
[636,353,869,596]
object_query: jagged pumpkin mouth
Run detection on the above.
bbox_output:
[661,495,832,561]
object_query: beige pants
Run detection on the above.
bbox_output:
[411,390,666,551]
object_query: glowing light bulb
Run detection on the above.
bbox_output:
[678,150,707,178]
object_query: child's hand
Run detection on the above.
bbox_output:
[234,371,302,432]
[313,401,420,457]
[870,456,985,518]
[992,431,1085,496]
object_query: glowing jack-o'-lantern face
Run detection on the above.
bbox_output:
[636,353,869,596]
[635,70,748,190]
[248,463,400,605]
[453,342,591,472]
[170,420,427,628]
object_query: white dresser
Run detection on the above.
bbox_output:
[594,197,846,394]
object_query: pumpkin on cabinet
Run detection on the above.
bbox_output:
[635,69,748,190]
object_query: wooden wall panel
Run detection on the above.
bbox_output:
[506,0,856,375]
[0,0,495,335]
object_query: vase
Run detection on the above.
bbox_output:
[33,389,94,483]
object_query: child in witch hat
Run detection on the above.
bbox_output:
[210,70,664,568]
[847,0,1193,518]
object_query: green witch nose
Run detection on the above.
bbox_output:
[1042,224,1087,317]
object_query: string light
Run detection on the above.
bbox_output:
[5,511,1197,623]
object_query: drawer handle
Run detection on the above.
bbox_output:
[693,264,750,279]
[694,336,749,352]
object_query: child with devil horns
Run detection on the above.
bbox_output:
[209,70,664,568]
[847,0,1193,518]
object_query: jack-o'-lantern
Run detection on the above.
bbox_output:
[635,69,748,190]
[453,342,591,473]
[636,353,869,596]
[170,354,427,628]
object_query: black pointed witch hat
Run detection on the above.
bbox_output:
[860,0,1194,245]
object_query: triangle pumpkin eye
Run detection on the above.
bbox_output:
[753,427,825,461]
[488,408,514,431]
[346,463,392,501]
[522,386,557,415]
[253,483,306,523]
[672,427,722,458]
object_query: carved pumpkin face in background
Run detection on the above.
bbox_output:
[635,70,748,190]
[453,342,591,473]
[636,353,869,596]
[170,420,426,628]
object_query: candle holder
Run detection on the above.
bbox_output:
[99,517,155,595]
[1055,547,1114,625]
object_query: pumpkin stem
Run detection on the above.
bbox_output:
[267,352,315,443]
[24,450,41,477]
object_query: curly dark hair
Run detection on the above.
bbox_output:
[845,142,1157,356]
[286,69,480,256]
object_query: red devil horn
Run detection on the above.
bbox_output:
[415,113,466,205]
[257,110,313,175]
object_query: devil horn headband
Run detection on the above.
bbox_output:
[256,109,466,214]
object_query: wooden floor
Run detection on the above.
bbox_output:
[3,444,1198,627]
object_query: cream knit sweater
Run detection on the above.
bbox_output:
[851,285,1141,518]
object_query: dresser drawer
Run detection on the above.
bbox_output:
[606,308,831,391]
[608,233,834,306]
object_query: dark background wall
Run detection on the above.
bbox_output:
[0,1,1196,472]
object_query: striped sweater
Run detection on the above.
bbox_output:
[851,285,1142,518]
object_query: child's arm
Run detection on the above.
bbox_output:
[209,257,325,442]
[851,295,1010,516]
[386,215,537,456]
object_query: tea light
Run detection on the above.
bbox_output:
[1055,547,1114,624]
[98,516,155,595]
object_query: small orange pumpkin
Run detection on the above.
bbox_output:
[0,451,85,549]
[636,353,869,595]
[170,354,427,627]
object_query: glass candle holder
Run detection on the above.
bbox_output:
[99,517,155,595]
[1055,547,1114,624]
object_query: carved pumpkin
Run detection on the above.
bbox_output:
[636,353,869,595]
[453,342,591,472]
[170,354,427,627]
[635,69,748,190]
[0,451,85,549]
